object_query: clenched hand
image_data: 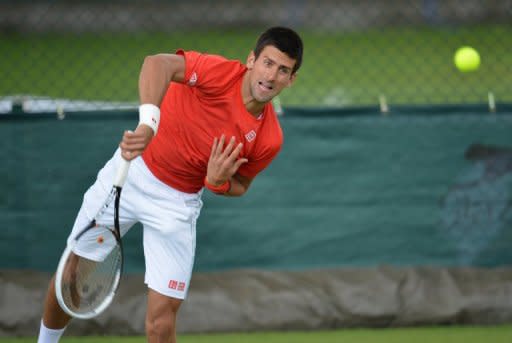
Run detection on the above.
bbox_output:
[119,124,154,161]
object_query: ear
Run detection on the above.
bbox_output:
[246,51,255,69]
[287,72,298,87]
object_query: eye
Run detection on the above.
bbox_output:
[279,67,291,75]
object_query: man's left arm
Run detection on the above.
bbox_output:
[224,173,253,197]
[204,134,278,197]
[205,135,248,196]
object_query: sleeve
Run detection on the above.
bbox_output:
[176,49,244,96]
[237,144,283,179]
[237,119,284,179]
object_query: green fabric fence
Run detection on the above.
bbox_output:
[1,107,512,272]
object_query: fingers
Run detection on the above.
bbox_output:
[210,137,218,159]
[233,157,249,170]
[214,135,225,157]
[120,147,143,160]
[122,130,147,144]
[208,135,247,181]
[219,139,247,175]
[121,150,140,161]
[221,136,237,159]
[119,130,145,161]
[211,135,240,161]
[227,142,244,163]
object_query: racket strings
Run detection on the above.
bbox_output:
[60,243,122,314]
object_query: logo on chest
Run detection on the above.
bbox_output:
[188,72,198,86]
[245,130,257,142]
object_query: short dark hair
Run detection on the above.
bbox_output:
[253,26,303,74]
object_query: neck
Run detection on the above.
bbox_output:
[241,72,266,117]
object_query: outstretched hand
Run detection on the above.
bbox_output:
[119,124,154,161]
[206,135,248,186]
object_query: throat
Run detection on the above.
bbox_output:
[244,99,265,118]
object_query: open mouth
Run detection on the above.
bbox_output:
[258,81,273,91]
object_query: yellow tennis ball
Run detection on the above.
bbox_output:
[454,46,480,72]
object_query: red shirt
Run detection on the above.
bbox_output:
[142,50,283,193]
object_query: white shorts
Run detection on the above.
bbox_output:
[67,149,203,299]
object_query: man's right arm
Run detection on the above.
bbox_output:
[120,54,186,161]
[138,53,186,105]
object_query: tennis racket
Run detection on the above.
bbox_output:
[55,158,130,319]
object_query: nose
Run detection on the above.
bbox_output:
[265,66,278,81]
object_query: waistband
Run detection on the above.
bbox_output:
[114,148,203,202]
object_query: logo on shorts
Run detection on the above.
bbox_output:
[168,279,186,292]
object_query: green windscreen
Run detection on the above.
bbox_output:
[1,108,511,272]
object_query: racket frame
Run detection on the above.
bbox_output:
[55,159,130,319]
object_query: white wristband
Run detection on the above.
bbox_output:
[138,104,160,135]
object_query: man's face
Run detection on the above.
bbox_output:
[246,45,297,103]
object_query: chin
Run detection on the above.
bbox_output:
[251,86,274,103]
[255,96,270,103]
[256,91,275,103]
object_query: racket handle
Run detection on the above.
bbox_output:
[114,158,131,187]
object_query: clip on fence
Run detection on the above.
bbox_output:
[488,92,496,113]
[379,94,389,115]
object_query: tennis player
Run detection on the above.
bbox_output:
[37,26,303,343]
